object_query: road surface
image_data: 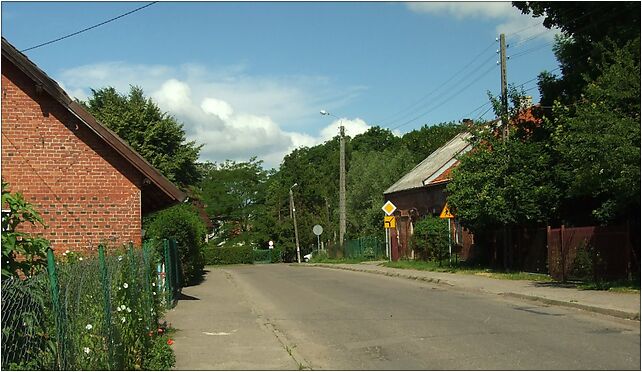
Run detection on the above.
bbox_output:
[167,264,640,370]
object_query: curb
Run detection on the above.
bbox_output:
[305,264,641,322]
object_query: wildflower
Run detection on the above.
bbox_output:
[83,347,90,354]
[79,257,83,261]
[138,318,142,321]
[153,292,156,295]
[123,283,129,289]
[62,252,67,256]
[126,307,131,313]
[167,339,174,345]
[118,255,123,261]
[152,282,155,287]
[66,250,70,254]
[157,328,164,334]
[85,324,93,330]
[121,317,126,323]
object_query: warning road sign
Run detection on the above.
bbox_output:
[439,203,454,219]
[384,215,396,229]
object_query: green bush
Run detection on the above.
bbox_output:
[270,247,283,263]
[203,243,253,265]
[410,215,449,261]
[145,204,206,286]
[142,334,176,370]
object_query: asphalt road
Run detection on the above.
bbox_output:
[168,264,640,370]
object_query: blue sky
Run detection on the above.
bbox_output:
[2,1,560,168]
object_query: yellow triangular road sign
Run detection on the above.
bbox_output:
[439,203,454,219]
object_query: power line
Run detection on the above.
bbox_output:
[391,63,498,130]
[20,2,157,52]
[378,40,496,125]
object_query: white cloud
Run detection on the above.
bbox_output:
[407,2,559,42]
[55,62,367,169]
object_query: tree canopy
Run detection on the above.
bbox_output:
[82,86,202,188]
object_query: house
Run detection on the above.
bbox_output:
[383,131,475,261]
[1,38,185,254]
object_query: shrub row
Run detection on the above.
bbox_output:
[202,244,283,265]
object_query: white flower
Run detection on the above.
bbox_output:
[121,317,126,323]
[138,318,142,321]
[79,257,83,261]
[118,255,123,261]
[126,307,131,313]
[152,292,156,295]
[123,283,128,289]
[66,250,70,254]
[83,347,90,354]
[62,252,67,256]
[152,282,155,287]
[85,324,93,330]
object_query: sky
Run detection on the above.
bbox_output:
[1,1,561,169]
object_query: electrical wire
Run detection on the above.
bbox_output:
[378,40,496,125]
[20,2,157,52]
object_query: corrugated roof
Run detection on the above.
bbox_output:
[2,37,186,213]
[384,132,472,195]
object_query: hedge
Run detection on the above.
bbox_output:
[203,245,253,265]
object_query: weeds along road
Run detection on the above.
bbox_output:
[168,264,640,370]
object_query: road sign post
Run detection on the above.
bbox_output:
[382,201,397,261]
[313,225,323,252]
[440,203,455,263]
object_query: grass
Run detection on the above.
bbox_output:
[308,256,377,264]
[576,279,640,293]
[381,260,553,282]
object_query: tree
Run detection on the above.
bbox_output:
[82,86,202,188]
[447,88,560,233]
[513,2,640,106]
[199,158,270,246]
[401,122,464,164]
[550,38,640,223]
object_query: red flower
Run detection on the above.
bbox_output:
[157,328,164,334]
[167,339,174,345]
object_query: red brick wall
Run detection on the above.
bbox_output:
[2,58,143,255]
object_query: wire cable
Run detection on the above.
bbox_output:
[378,40,496,125]
[20,2,157,52]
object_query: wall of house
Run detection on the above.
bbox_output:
[1,59,143,255]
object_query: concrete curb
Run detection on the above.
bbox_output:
[304,263,641,322]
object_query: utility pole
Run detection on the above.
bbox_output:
[290,184,301,263]
[339,124,346,249]
[499,33,509,141]
[499,33,510,270]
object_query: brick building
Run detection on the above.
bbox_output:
[1,38,185,255]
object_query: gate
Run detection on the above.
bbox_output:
[344,236,386,259]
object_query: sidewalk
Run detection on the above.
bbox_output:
[306,262,641,321]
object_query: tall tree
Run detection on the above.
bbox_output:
[82,86,202,188]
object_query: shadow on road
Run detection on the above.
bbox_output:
[176,292,200,301]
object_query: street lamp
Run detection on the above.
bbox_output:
[320,110,347,250]
[290,183,301,263]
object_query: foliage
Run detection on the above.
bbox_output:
[82,86,202,188]
[513,2,640,106]
[409,216,449,261]
[381,260,553,281]
[199,157,270,246]
[400,122,464,164]
[1,244,171,371]
[270,247,283,263]
[145,204,207,285]
[1,180,50,278]
[347,148,414,238]
[447,88,560,232]
[549,38,640,223]
[141,334,176,370]
[202,244,254,265]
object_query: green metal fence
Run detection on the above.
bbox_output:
[344,236,386,259]
[1,238,180,370]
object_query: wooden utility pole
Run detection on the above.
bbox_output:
[339,124,346,249]
[499,33,509,141]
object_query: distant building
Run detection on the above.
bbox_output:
[1,37,185,254]
[384,132,474,261]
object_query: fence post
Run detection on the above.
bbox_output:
[171,238,181,291]
[98,244,113,369]
[560,225,566,282]
[163,239,173,308]
[142,241,153,332]
[46,249,64,370]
